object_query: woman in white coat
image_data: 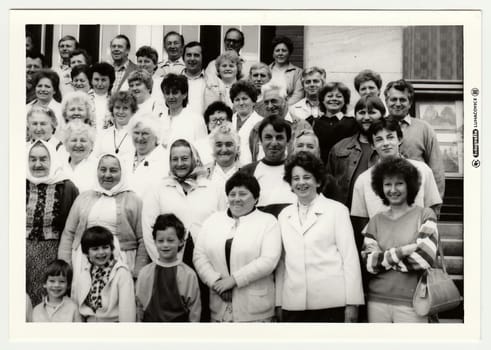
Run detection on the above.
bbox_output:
[193,171,281,322]
[276,151,364,322]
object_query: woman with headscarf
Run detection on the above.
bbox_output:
[142,138,223,264]
[62,119,98,193]
[58,152,149,287]
[26,140,79,305]
[128,113,169,198]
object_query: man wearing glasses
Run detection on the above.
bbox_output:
[205,28,251,80]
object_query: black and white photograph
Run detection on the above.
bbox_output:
[7,7,483,345]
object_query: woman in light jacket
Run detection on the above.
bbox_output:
[276,151,364,322]
[193,171,281,322]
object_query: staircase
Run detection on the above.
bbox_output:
[436,221,464,322]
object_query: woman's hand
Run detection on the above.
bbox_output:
[213,276,237,295]
[401,243,418,256]
[218,290,232,302]
[344,305,358,323]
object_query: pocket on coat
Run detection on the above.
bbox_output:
[247,287,274,315]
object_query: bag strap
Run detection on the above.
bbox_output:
[436,230,448,274]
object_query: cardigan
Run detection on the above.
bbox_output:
[269,62,304,105]
[142,176,223,262]
[136,261,201,322]
[276,194,364,311]
[75,259,136,322]
[231,111,263,166]
[57,190,149,277]
[193,209,281,322]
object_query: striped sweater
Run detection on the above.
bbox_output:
[361,206,438,305]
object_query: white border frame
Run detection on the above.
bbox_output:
[4,2,487,349]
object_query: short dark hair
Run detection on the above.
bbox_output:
[43,259,73,287]
[26,50,46,66]
[161,73,189,107]
[225,28,244,47]
[204,101,233,126]
[58,35,78,49]
[319,82,351,114]
[108,90,138,114]
[226,171,260,199]
[354,95,387,116]
[371,157,421,206]
[230,80,258,103]
[384,79,415,103]
[70,64,92,83]
[284,151,325,192]
[182,41,203,58]
[354,69,383,92]
[271,35,294,55]
[136,45,159,65]
[152,213,186,244]
[111,34,131,50]
[31,69,62,103]
[81,226,115,255]
[164,31,185,46]
[368,117,403,145]
[258,116,292,142]
[69,48,91,65]
[91,62,116,92]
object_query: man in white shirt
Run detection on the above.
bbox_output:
[205,28,250,80]
[289,66,326,124]
[181,41,206,115]
[156,31,185,78]
[52,35,78,97]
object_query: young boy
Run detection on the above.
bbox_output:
[136,214,201,322]
[361,157,438,323]
[75,226,136,322]
[32,259,82,322]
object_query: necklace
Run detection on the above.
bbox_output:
[113,128,128,154]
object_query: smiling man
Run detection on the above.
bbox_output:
[181,41,206,115]
[156,31,185,78]
[350,117,442,222]
[289,66,326,124]
[52,35,78,97]
[110,34,138,94]
[384,79,445,198]
[240,116,297,217]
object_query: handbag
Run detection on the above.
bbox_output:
[412,237,462,317]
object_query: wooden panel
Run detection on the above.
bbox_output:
[276,26,304,69]
[403,26,463,80]
[119,25,137,61]
[437,222,462,239]
[441,238,463,256]
[181,25,199,43]
[241,25,260,63]
[437,256,463,276]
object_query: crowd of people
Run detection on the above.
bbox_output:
[25,27,445,323]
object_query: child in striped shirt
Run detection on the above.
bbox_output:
[361,157,438,323]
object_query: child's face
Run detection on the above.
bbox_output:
[155,228,182,263]
[87,244,113,267]
[43,275,68,301]
[383,175,408,206]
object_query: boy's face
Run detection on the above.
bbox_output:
[87,245,113,267]
[155,228,183,263]
[383,175,408,207]
[371,128,401,160]
[43,275,68,301]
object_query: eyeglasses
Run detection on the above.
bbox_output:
[210,117,227,125]
[225,38,241,44]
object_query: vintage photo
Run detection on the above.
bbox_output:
[9,9,481,342]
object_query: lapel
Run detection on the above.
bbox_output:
[286,196,325,235]
[117,60,136,91]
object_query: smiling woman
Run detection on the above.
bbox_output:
[57,152,150,289]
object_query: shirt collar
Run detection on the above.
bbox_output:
[162,57,185,67]
[401,114,412,125]
[322,111,345,120]
[183,69,205,80]
[114,60,129,72]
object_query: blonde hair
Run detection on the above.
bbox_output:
[61,91,95,126]
[209,121,241,161]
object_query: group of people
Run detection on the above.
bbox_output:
[25,27,445,323]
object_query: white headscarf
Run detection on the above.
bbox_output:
[26,140,69,185]
[93,153,132,196]
[168,139,207,184]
